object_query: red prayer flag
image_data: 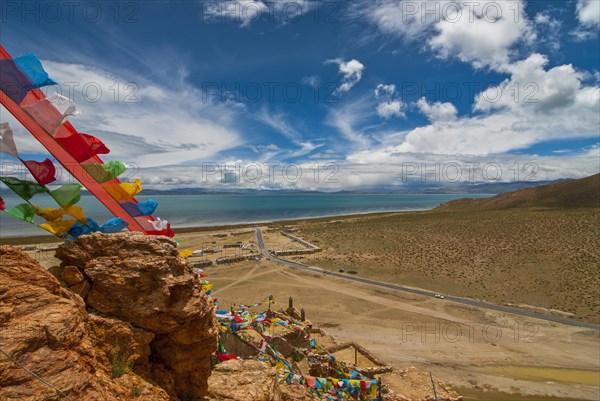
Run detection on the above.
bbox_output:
[54,132,109,163]
[21,158,56,186]
[0,196,5,210]
[217,353,238,362]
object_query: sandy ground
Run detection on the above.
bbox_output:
[12,222,600,401]
[206,259,599,401]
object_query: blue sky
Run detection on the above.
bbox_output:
[1,0,599,191]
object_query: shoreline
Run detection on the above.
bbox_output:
[0,208,431,244]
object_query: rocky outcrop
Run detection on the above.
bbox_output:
[1,231,218,401]
[207,360,279,401]
[56,232,218,399]
[0,245,170,401]
[205,359,320,401]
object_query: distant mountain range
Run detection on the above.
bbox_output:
[437,173,600,210]
[140,179,572,195]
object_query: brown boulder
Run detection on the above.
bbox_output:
[55,232,218,399]
[61,265,84,286]
[70,280,91,298]
[0,245,170,401]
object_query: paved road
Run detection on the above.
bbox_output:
[255,228,600,331]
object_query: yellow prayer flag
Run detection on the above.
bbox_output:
[39,218,77,235]
[179,249,193,258]
[104,179,142,201]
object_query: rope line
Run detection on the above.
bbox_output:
[0,346,75,401]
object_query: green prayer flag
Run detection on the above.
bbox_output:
[50,183,82,208]
[82,161,126,183]
[6,203,36,223]
[0,176,48,200]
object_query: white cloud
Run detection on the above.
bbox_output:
[6,60,242,168]
[428,1,535,71]
[374,84,405,118]
[376,101,405,119]
[417,97,458,122]
[374,84,396,98]
[326,58,365,95]
[341,52,599,158]
[474,54,588,114]
[576,0,600,27]
[364,0,535,71]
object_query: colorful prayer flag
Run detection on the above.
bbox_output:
[50,183,82,208]
[6,203,36,223]
[21,158,56,186]
[99,217,128,233]
[0,122,19,159]
[104,178,142,201]
[0,54,57,104]
[121,199,158,217]
[39,217,77,235]
[0,177,48,200]
[82,161,126,183]
[54,132,110,163]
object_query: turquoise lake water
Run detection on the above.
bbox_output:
[0,193,492,237]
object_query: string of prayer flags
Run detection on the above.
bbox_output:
[2,46,173,238]
[50,183,82,208]
[0,53,57,104]
[82,161,126,183]
[0,177,48,200]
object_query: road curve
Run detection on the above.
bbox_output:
[255,228,600,331]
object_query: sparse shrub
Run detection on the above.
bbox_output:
[111,341,133,379]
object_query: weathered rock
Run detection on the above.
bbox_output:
[56,232,218,399]
[206,360,321,401]
[47,264,64,281]
[0,246,170,401]
[70,280,91,298]
[207,360,280,401]
[61,265,85,286]
[87,313,155,368]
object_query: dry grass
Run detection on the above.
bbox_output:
[299,208,600,323]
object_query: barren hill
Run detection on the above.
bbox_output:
[437,173,600,210]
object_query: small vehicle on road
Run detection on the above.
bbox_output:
[434,294,445,299]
